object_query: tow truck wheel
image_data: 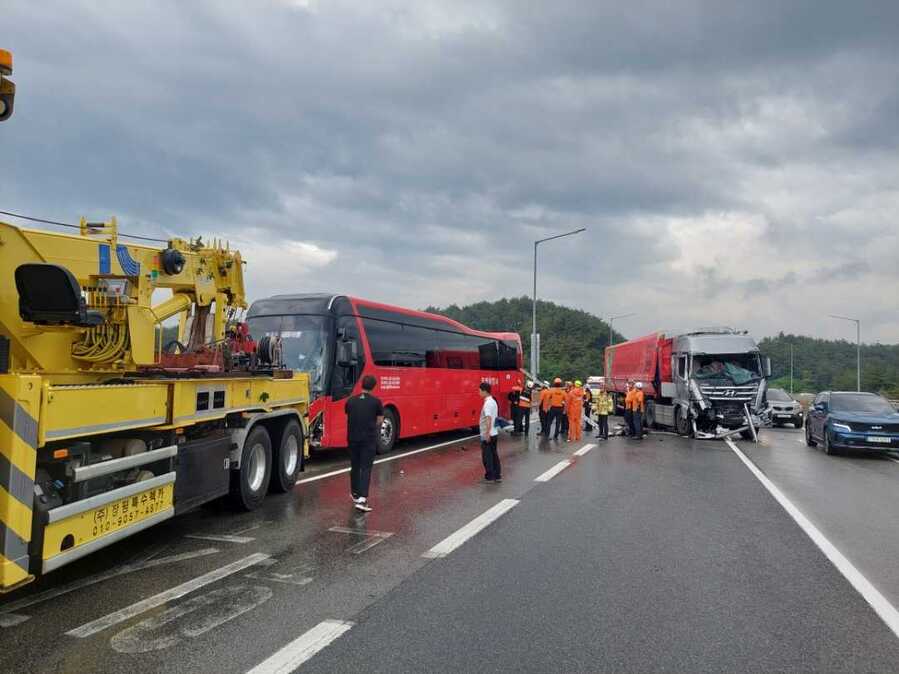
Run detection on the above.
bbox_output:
[271,419,303,493]
[230,426,272,510]
[376,408,398,454]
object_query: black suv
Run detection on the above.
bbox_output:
[805,391,899,455]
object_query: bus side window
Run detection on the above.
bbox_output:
[331,315,364,400]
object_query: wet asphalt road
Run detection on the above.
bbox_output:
[3,421,899,672]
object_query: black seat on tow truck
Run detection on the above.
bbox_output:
[15,263,104,326]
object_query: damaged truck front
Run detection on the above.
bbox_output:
[605,329,771,441]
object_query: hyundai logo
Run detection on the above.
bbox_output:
[723,390,736,397]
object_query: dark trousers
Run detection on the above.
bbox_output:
[520,407,530,435]
[633,410,643,438]
[350,440,377,498]
[596,414,609,438]
[539,408,547,433]
[481,436,501,480]
[560,410,569,436]
[546,406,565,438]
[624,409,634,436]
[512,406,523,433]
[583,404,592,430]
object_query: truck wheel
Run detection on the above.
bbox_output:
[675,408,691,436]
[271,419,303,493]
[230,426,272,510]
[376,408,398,454]
[740,428,755,441]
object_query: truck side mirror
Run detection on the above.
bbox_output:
[764,357,772,378]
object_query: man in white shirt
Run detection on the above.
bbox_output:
[479,382,502,483]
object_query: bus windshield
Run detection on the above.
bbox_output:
[247,314,332,393]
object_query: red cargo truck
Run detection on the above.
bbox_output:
[604,329,770,439]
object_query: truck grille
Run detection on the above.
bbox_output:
[700,385,758,404]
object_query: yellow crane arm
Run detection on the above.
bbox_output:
[0,217,246,375]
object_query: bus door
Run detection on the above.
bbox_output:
[328,314,366,446]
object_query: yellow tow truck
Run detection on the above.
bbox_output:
[0,48,14,121]
[0,217,310,592]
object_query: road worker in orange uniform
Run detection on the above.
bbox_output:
[544,378,567,440]
[632,381,646,440]
[624,381,636,436]
[567,380,585,441]
[539,383,552,433]
[518,381,533,436]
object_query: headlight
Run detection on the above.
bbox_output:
[832,422,852,433]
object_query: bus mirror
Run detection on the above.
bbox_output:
[337,339,358,368]
[764,357,772,378]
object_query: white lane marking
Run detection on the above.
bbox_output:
[574,443,596,457]
[328,526,395,554]
[422,499,519,559]
[111,584,273,654]
[66,553,270,638]
[0,548,220,626]
[726,437,899,640]
[534,460,572,482]
[297,434,480,485]
[246,619,354,674]
[185,534,256,544]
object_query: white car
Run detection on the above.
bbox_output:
[585,376,605,393]
[765,388,803,428]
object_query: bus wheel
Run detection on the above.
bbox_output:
[271,419,303,493]
[377,408,398,454]
[230,425,272,510]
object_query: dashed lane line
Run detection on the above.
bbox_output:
[574,443,596,457]
[726,437,899,640]
[246,619,354,674]
[66,553,271,638]
[534,460,572,482]
[296,434,481,486]
[422,499,520,559]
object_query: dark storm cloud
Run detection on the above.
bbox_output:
[2,0,898,341]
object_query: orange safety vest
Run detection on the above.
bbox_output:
[518,390,532,409]
[540,388,553,411]
[567,388,584,415]
[626,389,645,412]
[549,387,567,408]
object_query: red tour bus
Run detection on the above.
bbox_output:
[246,294,523,453]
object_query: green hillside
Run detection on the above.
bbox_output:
[760,333,899,398]
[426,297,623,382]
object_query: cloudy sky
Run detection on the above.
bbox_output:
[3,1,898,343]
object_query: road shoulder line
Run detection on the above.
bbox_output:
[726,437,899,640]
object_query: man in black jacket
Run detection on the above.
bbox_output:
[345,375,384,512]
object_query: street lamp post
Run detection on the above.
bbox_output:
[829,315,861,392]
[789,342,794,395]
[606,313,636,375]
[531,227,586,379]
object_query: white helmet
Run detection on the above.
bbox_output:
[635,382,644,389]
[526,380,533,388]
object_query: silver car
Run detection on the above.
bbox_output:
[766,388,803,428]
